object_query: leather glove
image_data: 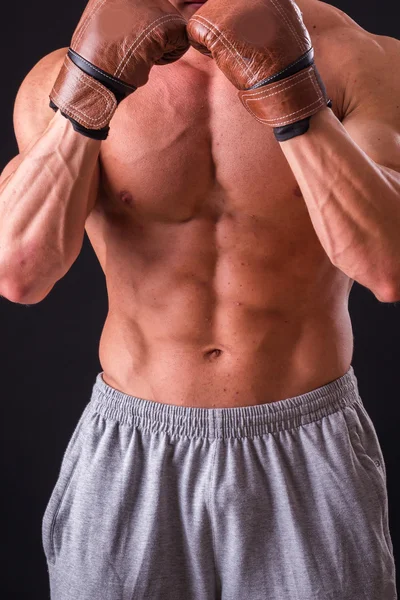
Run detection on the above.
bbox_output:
[187,0,331,141]
[50,0,189,140]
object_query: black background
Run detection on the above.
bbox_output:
[0,1,399,598]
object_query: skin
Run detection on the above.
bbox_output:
[2,0,400,407]
[88,0,359,406]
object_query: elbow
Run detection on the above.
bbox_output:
[0,278,33,304]
[0,251,57,305]
[374,279,400,304]
[0,243,62,304]
[0,277,53,304]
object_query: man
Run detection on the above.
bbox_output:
[0,0,398,597]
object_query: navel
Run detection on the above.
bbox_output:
[204,348,223,360]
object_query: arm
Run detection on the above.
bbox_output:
[0,49,101,305]
[0,0,189,306]
[187,0,400,302]
[279,31,400,303]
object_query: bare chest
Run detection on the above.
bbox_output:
[94,54,340,225]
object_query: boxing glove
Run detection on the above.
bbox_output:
[50,0,189,140]
[187,0,331,141]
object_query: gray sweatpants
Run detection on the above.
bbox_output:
[42,366,397,599]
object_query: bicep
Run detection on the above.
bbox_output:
[342,115,400,173]
[340,34,400,173]
[342,105,400,172]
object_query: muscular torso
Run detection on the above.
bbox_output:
[85,0,358,407]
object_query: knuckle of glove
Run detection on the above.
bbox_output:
[187,0,329,132]
[187,0,312,89]
[72,0,187,88]
[50,0,188,135]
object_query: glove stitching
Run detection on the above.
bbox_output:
[51,58,116,127]
[70,51,135,88]
[271,97,325,125]
[308,68,325,102]
[262,50,311,84]
[241,67,312,97]
[73,0,106,49]
[270,0,305,51]
[244,78,314,105]
[270,0,306,52]
[247,97,324,126]
[115,15,187,78]
[245,96,324,124]
[240,69,324,123]
[190,15,256,81]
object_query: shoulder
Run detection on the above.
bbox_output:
[336,32,400,121]
[300,1,400,121]
[13,47,68,152]
[297,0,364,31]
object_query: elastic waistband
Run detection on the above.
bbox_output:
[89,366,362,440]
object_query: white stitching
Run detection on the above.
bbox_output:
[308,68,323,101]
[192,17,258,82]
[286,0,310,52]
[241,68,312,98]
[240,66,325,124]
[115,15,187,78]
[74,8,186,82]
[270,0,301,47]
[258,98,323,121]
[270,105,324,126]
[242,97,324,125]
[256,50,311,85]
[73,0,107,48]
[243,78,314,103]
[190,16,254,79]
[51,57,116,127]
[69,50,136,89]
[270,0,305,51]
[190,15,256,81]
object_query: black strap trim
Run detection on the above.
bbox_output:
[49,99,108,139]
[68,48,137,103]
[49,99,58,112]
[273,116,311,142]
[249,48,314,89]
[62,112,109,140]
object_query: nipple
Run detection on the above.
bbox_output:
[120,190,134,207]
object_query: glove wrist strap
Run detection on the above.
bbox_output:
[238,63,330,130]
[49,54,118,136]
[68,48,137,103]
[273,98,333,142]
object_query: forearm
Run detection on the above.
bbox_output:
[0,110,101,301]
[279,107,400,300]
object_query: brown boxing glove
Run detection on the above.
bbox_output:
[187,0,331,141]
[50,0,189,140]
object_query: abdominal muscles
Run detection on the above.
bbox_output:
[89,62,352,406]
[95,197,353,407]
